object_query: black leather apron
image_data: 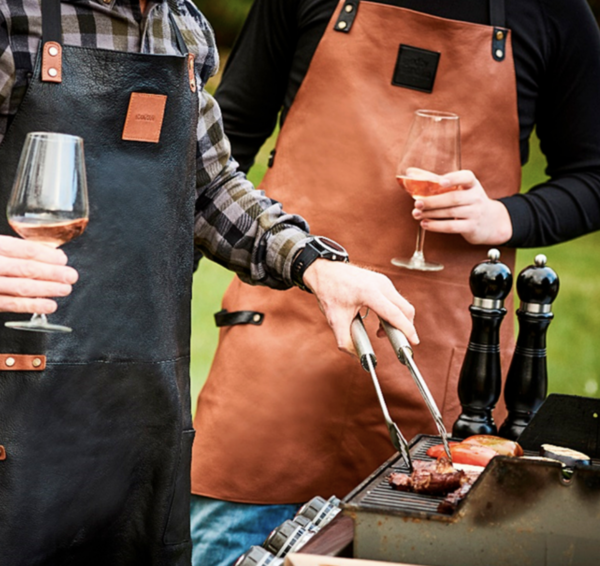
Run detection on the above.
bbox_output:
[0,3,197,565]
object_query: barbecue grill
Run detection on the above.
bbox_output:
[341,394,600,566]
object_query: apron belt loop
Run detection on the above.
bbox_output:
[489,0,508,62]
[214,309,264,327]
[41,0,63,83]
[334,0,360,33]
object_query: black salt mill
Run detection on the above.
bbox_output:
[499,254,559,440]
[452,249,513,438]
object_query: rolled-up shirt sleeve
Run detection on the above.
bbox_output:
[192,87,310,289]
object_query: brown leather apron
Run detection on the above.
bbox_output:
[192,0,521,504]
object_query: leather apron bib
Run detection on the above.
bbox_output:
[192,0,521,504]
[0,3,197,564]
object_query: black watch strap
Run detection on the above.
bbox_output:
[291,245,322,292]
[291,237,349,292]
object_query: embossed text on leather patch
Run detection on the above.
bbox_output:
[122,93,168,143]
[392,44,440,93]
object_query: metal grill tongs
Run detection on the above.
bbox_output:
[379,318,453,464]
[351,316,413,472]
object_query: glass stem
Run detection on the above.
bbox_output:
[411,225,427,263]
[30,313,48,325]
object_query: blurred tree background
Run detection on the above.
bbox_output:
[188,0,600,415]
[590,0,600,21]
[194,0,253,48]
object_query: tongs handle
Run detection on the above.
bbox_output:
[351,316,413,472]
[380,319,412,364]
[351,315,377,371]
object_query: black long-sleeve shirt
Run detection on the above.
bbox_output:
[215,0,600,248]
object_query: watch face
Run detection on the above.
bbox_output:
[316,236,347,255]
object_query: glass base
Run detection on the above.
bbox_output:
[391,255,444,272]
[5,313,72,333]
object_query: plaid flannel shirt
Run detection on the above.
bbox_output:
[0,0,310,288]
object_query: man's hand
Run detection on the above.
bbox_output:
[302,260,418,356]
[412,170,513,245]
[0,235,78,313]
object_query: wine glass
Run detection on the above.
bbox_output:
[5,132,89,333]
[391,109,461,271]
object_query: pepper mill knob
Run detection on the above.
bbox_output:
[515,254,559,309]
[499,255,559,440]
[453,249,512,438]
[469,248,513,303]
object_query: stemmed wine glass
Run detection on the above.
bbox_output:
[5,132,89,333]
[391,109,461,271]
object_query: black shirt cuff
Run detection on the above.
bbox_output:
[498,194,532,248]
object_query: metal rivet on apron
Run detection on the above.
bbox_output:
[337,21,347,30]
[48,68,58,77]
[5,357,15,368]
[344,4,354,12]
[48,46,59,57]
[0,445,5,461]
[32,358,42,368]
[495,49,504,59]
[252,314,261,323]
[495,30,505,41]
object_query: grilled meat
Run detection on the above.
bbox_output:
[437,482,474,514]
[388,458,467,496]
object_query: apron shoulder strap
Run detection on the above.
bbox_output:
[40,0,63,83]
[489,0,508,62]
[333,0,359,33]
[41,1,188,55]
[336,1,507,36]
[489,0,506,28]
[41,0,62,44]
[168,12,189,55]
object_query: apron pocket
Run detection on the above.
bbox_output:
[163,429,195,545]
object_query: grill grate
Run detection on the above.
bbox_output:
[345,434,600,518]
[358,435,452,516]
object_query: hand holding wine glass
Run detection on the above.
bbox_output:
[392,109,461,271]
[5,132,89,333]
[412,169,514,246]
[0,235,78,314]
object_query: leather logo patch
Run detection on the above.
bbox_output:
[392,44,440,93]
[122,93,167,143]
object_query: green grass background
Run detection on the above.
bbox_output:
[189,96,600,414]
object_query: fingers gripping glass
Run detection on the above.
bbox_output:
[391,110,461,272]
[5,132,89,333]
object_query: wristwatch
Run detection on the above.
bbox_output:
[291,236,349,292]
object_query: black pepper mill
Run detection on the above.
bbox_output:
[498,254,559,440]
[452,249,513,438]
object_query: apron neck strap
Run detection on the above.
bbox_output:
[489,0,506,28]
[335,1,507,34]
[41,0,62,45]
[40,1,189,54]
[168,12,189,55]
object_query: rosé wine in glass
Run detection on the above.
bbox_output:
[5,132,89,333]
[392,110,461,271]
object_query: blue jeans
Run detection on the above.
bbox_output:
[190,494,302,566]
